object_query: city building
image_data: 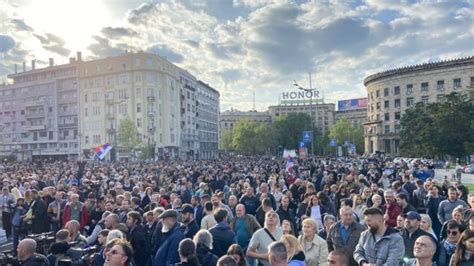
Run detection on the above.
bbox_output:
[1,51,220,161]
[219,109,272,138]
[197,80,220,159]
[267,103,335,134]
[0,57,80,161]
[363,56,474,155]
[335,98,368,127]
[179,70,199,159]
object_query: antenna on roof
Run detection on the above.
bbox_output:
[253,91,256,111]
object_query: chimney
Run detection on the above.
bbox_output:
[31,60,36,70]
[14,64,17,74]
[76,51,82,61]
[22,62,26,72]
[49,58,54,67]
[69,57,76,64]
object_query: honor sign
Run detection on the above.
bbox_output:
[280,89,323,105]
[282,90,320,100]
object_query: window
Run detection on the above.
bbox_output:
[453,78,461,89]
[146,58,153,66]
[384,88,389,97]
[395,124,401,133]
[84,94,88,103]
[395,112,401,120]
[376,102,381,110]
[421,96,429,104]
[394,99,401,108]
[421,82,429,92]
[85,136,89,144]
[370,92,374,100]
[437,94,445,102]
[406,84,413,94]
[384,100,389,109]
[376,90,380,98]
[384,125,390,133]
[135,58,141,67]
[471,77,474,87]
[437,80,444,91]
[394,86,400,95]
[384,113,390,121]
[135,73,142,83]
[137,103,141,113]
[137,118,142,128]
[136,88,141,98]
[407,97,414,107]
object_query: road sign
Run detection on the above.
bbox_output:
[299,142,305,148]
[302,131,312,143]
[329,139,337,147]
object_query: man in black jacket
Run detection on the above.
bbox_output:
[209,208,237,257]
[181,204,199,239]
[17,238,49,266]
[25,189,48,234]
[126,211,150,266]
[401,211,434,260]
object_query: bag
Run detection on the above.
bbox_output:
[263,228,276,241]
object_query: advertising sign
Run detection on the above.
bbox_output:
[337,98,368,111]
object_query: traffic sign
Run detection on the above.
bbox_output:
[329,139,337,147]
[299,142,305,148]
[302,131,312,143]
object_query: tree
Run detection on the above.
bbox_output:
[400,92,474,158]
[117,117,141,152]
[328,117,364,155]
[232,119,263,154]
[272,113,311,150]
[220,129,234,151]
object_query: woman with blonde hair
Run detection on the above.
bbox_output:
[352,194,367,224]
[281,234,306,266]
[420,214,437,240]
[298,217,328,266]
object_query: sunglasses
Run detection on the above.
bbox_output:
[447,230,458,236]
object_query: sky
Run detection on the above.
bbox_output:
[0,0,473,112]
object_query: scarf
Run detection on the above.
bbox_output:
[443,240,457,255]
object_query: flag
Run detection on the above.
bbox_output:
[285,156,294,172]
[95,143,112,160]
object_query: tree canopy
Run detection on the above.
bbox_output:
[117,117,141,151]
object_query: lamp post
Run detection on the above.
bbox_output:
[293,72,318,156]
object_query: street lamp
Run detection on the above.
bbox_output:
[293,74,318,157]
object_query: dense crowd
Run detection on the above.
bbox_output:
[0,155,473,266]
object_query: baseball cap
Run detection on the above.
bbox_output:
[181,204,194,214]
[406,211,421,221]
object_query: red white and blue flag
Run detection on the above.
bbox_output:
[95,143,112,160]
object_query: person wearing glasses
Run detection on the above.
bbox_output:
[438,220,463,265]
[104,239,134,266]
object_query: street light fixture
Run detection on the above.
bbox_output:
[293,74,318,157]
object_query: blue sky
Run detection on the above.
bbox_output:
[0,0,473,111]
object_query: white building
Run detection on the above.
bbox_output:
[197,80,220,159]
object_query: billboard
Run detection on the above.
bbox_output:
[337,98,368,111]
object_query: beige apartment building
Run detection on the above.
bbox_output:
[363,56,474,155]
[79,52,182,159]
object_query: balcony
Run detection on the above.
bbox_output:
[25,125,46,131]
[181,108,185,114]
[107,127,116,134]
[25,100,44,107]
[58,122,78,128]
[148,111,155,117]
[24,112,45,119]
[147,95,155,101]
[106,113,115,120]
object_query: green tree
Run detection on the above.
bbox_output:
[400,92,474,158]
[232,119,262,154]
[328,117,364,154]
[117,117,141,152]
[220,129,234,151]
[272,113,311,150]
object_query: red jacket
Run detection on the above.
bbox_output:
[62,202,90,230]
[384,203,401,227]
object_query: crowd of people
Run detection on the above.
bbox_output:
[0,155,473,266]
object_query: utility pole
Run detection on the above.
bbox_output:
[308,72,314,157]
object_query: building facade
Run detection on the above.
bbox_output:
[79,52,182,160]
[267,103,335,134]
[219,109,272,138]
[335,98,368,127]
[1,51,220,161]
[0,57,80,161]
[178,70,199,159]
[197,81,220,159]
[363,56,474,155]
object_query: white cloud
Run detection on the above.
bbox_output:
[0,0,472,110]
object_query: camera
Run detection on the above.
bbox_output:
[65,245,99,266]
[28,232,55,254]
[0,251,19,266]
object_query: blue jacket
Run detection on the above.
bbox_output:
[209,222,237,257]
[154,223,185,266]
